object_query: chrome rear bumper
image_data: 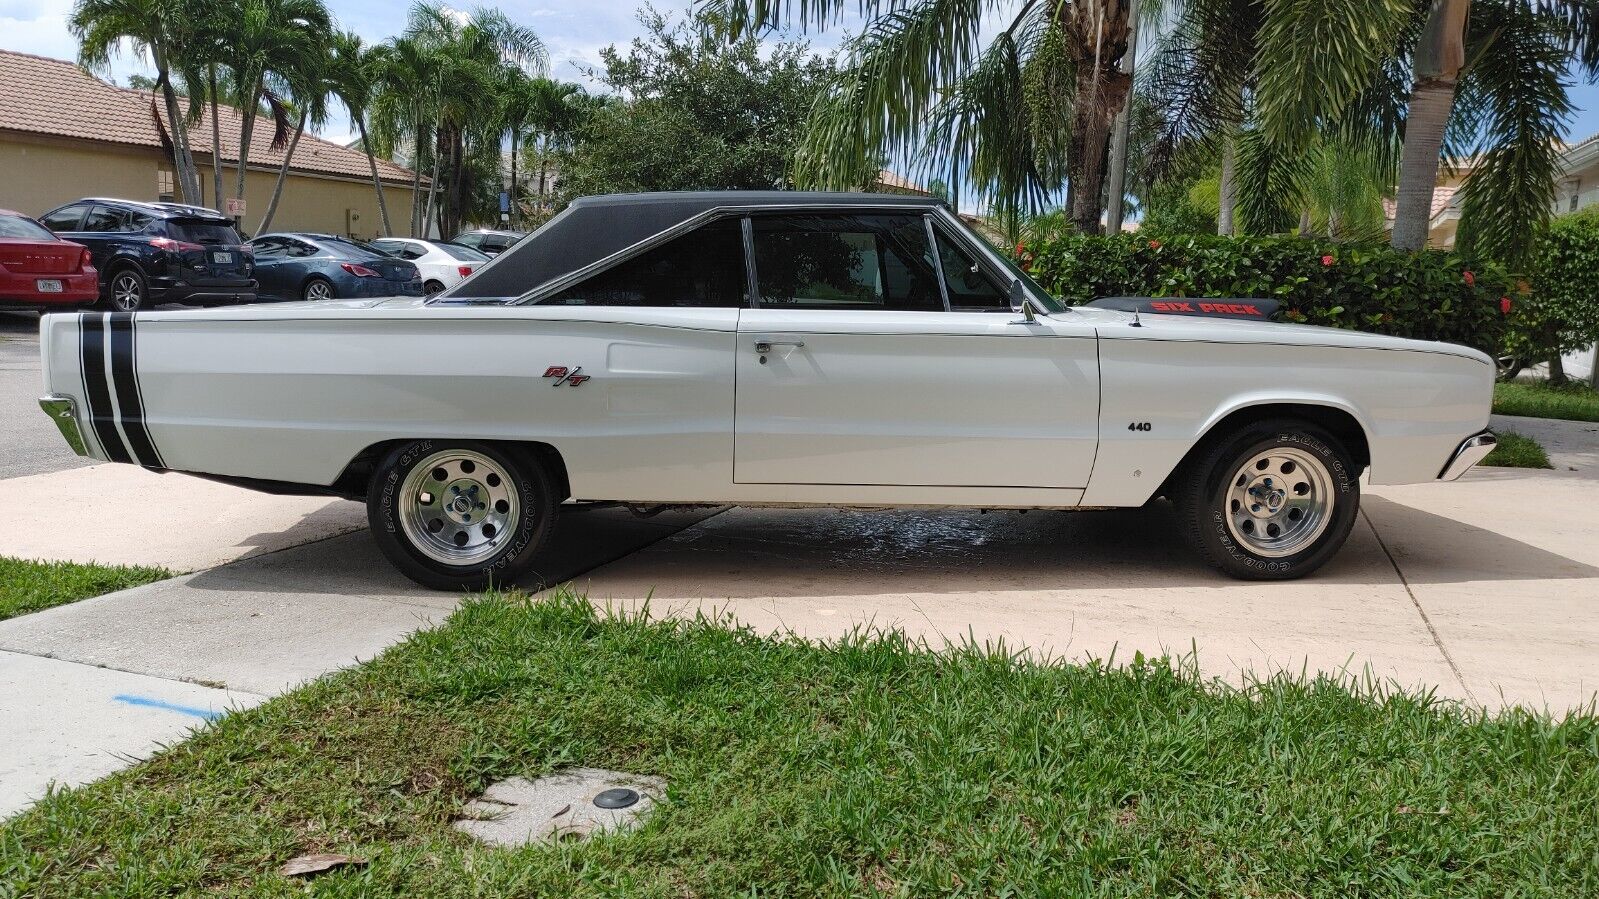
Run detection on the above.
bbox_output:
[38,394,89,457]
[1438,430,1496,481]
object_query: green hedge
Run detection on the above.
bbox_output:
[1512,206,1599,366]
[1019,233,1511,353]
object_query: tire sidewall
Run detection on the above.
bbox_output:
[1195,425,1359,579]
[103,268,146,311]
[369,440,553,590]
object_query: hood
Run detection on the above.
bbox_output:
[1065,305,1492,366]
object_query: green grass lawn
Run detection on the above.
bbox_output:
[1494,380,1599,422]
[1481,430,1554,469]
[0,556,171,621]
[3,592,1596,897]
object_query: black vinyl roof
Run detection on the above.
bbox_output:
[444,191,946,301]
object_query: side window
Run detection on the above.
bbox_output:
[248,237,287,258]
[42,204,89,232]
[455,233,482,248]
[540,218,747,308]
[288,240,319,258]
[751,214,941,311]
[82,206,125,232]
[126,212,154,233]
[933,229,1010,311]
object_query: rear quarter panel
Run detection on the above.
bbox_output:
[123,306,738,499]
[1082,325,1493,506]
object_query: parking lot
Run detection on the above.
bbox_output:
[3,309,1599,816]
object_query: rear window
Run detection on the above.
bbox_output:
[320,237,388,261]
[0,215,55,240]
[168,219,242,245]
[438,242,490,262]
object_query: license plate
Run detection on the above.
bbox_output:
[36,279,62,293]
[212,251,233,264]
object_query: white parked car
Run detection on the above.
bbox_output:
[37,192,1496,590]
[369,237,490,295]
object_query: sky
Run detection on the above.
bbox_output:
[6,0,1599,157]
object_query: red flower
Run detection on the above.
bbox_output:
[1321,255,1335,266]
[1014,242,1026,256]
[1463,270,1476,287]
[1148,239,1162,250]
[1501,296,1513,315]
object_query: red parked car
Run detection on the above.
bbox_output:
[0,209,98,308]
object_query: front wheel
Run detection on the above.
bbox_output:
[368,441,557,590]
[1176,419,1360,580]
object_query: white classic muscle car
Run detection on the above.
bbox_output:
[37,192,1496,589]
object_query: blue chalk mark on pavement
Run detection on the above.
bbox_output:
[112,694,222,721]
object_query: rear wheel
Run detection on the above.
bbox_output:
[100,268,146,312]
[303,277,334,301]
[368,441,557,590]
[1176,419,1360,580]
[424,279,446,295]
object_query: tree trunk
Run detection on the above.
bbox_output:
[358,116,392,237]
[234,76,261,232]
[509,129,519,230]
[1064,1,1135,234]
[255,111,306,235]
[150,46,200,202]
[423,125,443,239]
[409,118,424,237]
[1104,14,1140,234]
[209,66,224,209]
[1549,351,1568,386]
[1218,133,1238,236]
[1391,0,1469,252]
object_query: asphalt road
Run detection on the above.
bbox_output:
[1,312,90,478]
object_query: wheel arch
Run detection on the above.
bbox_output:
[1157,399,1372,500]
[100,255,144,289]
[332,438,572,502]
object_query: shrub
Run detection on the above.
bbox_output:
[1509,206,1599,373]
[1020,232,1511,353]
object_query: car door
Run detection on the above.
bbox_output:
[733,211,1099,490]
[245,237,294,298]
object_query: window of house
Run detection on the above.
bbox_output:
[538,218,747,308]
[751,214,941,311]
[157,169,175,201]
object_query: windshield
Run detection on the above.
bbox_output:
[169,219,242,246]
[438,242,490,262]
[988,241,1067,314]
[0,214,56,240]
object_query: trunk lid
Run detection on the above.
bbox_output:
[0,238,83,274]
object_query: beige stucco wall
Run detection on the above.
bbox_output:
[1,131,417,241]
[0,133,161,217]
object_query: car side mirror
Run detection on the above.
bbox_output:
[1011,279,1036,323]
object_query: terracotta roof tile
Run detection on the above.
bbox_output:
[0,49,421,186]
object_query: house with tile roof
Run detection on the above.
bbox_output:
[0,49,423,239]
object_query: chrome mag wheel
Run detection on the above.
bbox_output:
[1224,446,1334,558]
[397,449,520,566]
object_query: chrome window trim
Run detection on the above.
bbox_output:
[509,202,945,307]
[924,214,953,313]
[928,208,1052,315]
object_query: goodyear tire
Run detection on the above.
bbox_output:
[368,440,556,591]
[1176,419,1359,580]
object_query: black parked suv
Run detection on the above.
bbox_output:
[39,199,256,311]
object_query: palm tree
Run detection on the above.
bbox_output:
[71,0,204,202]
[329,32,394,236]
[256,38,333,234]
[502,77,583,226]
[224,0,332,219]
[369,35,439,236]
[400,3,546,237]
[712,0,1143,233]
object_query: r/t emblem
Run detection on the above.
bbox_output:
[543,365,590,387]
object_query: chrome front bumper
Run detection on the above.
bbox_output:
[38,394,89,457]
[1438,430,1496,481]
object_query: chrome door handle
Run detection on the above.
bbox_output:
[754,340,804,354]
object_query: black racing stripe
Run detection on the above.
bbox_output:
[107,312,163,467]
[80,313,132,463]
